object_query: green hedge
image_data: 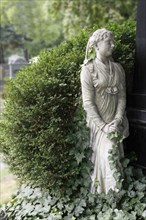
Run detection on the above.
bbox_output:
[0,20,136,195]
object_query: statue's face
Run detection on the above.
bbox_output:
[97,37,114,57]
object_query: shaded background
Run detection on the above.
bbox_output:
[1,0,137,63]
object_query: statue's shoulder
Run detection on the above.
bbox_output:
[81,60,94,73]
[113,62,124,72]
[80,61,95,83]
[113,62,125,83]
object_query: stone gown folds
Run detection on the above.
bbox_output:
[80,58,129,193]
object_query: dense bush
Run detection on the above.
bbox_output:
[0,20,136,195]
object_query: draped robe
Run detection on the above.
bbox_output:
[80,58,129,193]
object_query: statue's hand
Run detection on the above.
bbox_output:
[102,124,109,133]
[108,124,119,133]
[102,122,120,134]
[102,124,113,134]
[108,119,121,127]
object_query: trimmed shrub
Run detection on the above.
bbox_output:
[0,20,136,195]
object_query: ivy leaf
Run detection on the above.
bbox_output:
[142,210,146,218]
[134,202,146,216]
[21,202,34,216]
[125,166,133,177]
[80,199,86,208]
[64,203,74,213]
[121,158,130,168]
[134,181,146,191]
[87,46,96,61]
[136,191,145,199]
[57,201,64,210]
[75,152,85,164]
[74,205,85,217]
[42,205,51,213]
[128,190,136,198]
[88,194,95,204]
[97,208,113,220]
[89,215,96,220]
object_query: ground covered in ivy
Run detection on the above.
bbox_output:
[2,158,146,220]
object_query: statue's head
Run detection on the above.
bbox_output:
[84,28,114,64]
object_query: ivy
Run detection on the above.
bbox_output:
[2,159,146,220]
[2,154,146,220]
[87,45,96,62]
[108,132,124,191]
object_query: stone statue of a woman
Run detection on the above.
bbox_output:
[80,28,129,194]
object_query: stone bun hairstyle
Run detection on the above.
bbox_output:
[84,28,114,64]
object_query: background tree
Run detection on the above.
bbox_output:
[1,0,138,61]
[50,0,138,38]
[0,25,32,63]
[1,0,63,60]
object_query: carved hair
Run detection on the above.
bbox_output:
[84,28,114,64]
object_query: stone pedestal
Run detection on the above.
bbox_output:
[127,0,146,170]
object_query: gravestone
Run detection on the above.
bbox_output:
[8,54,28,78]
[127,0,146,170]
[0,64,9,95]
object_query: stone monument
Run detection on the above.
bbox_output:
[80,29,129,193]
[8,54,28,78]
